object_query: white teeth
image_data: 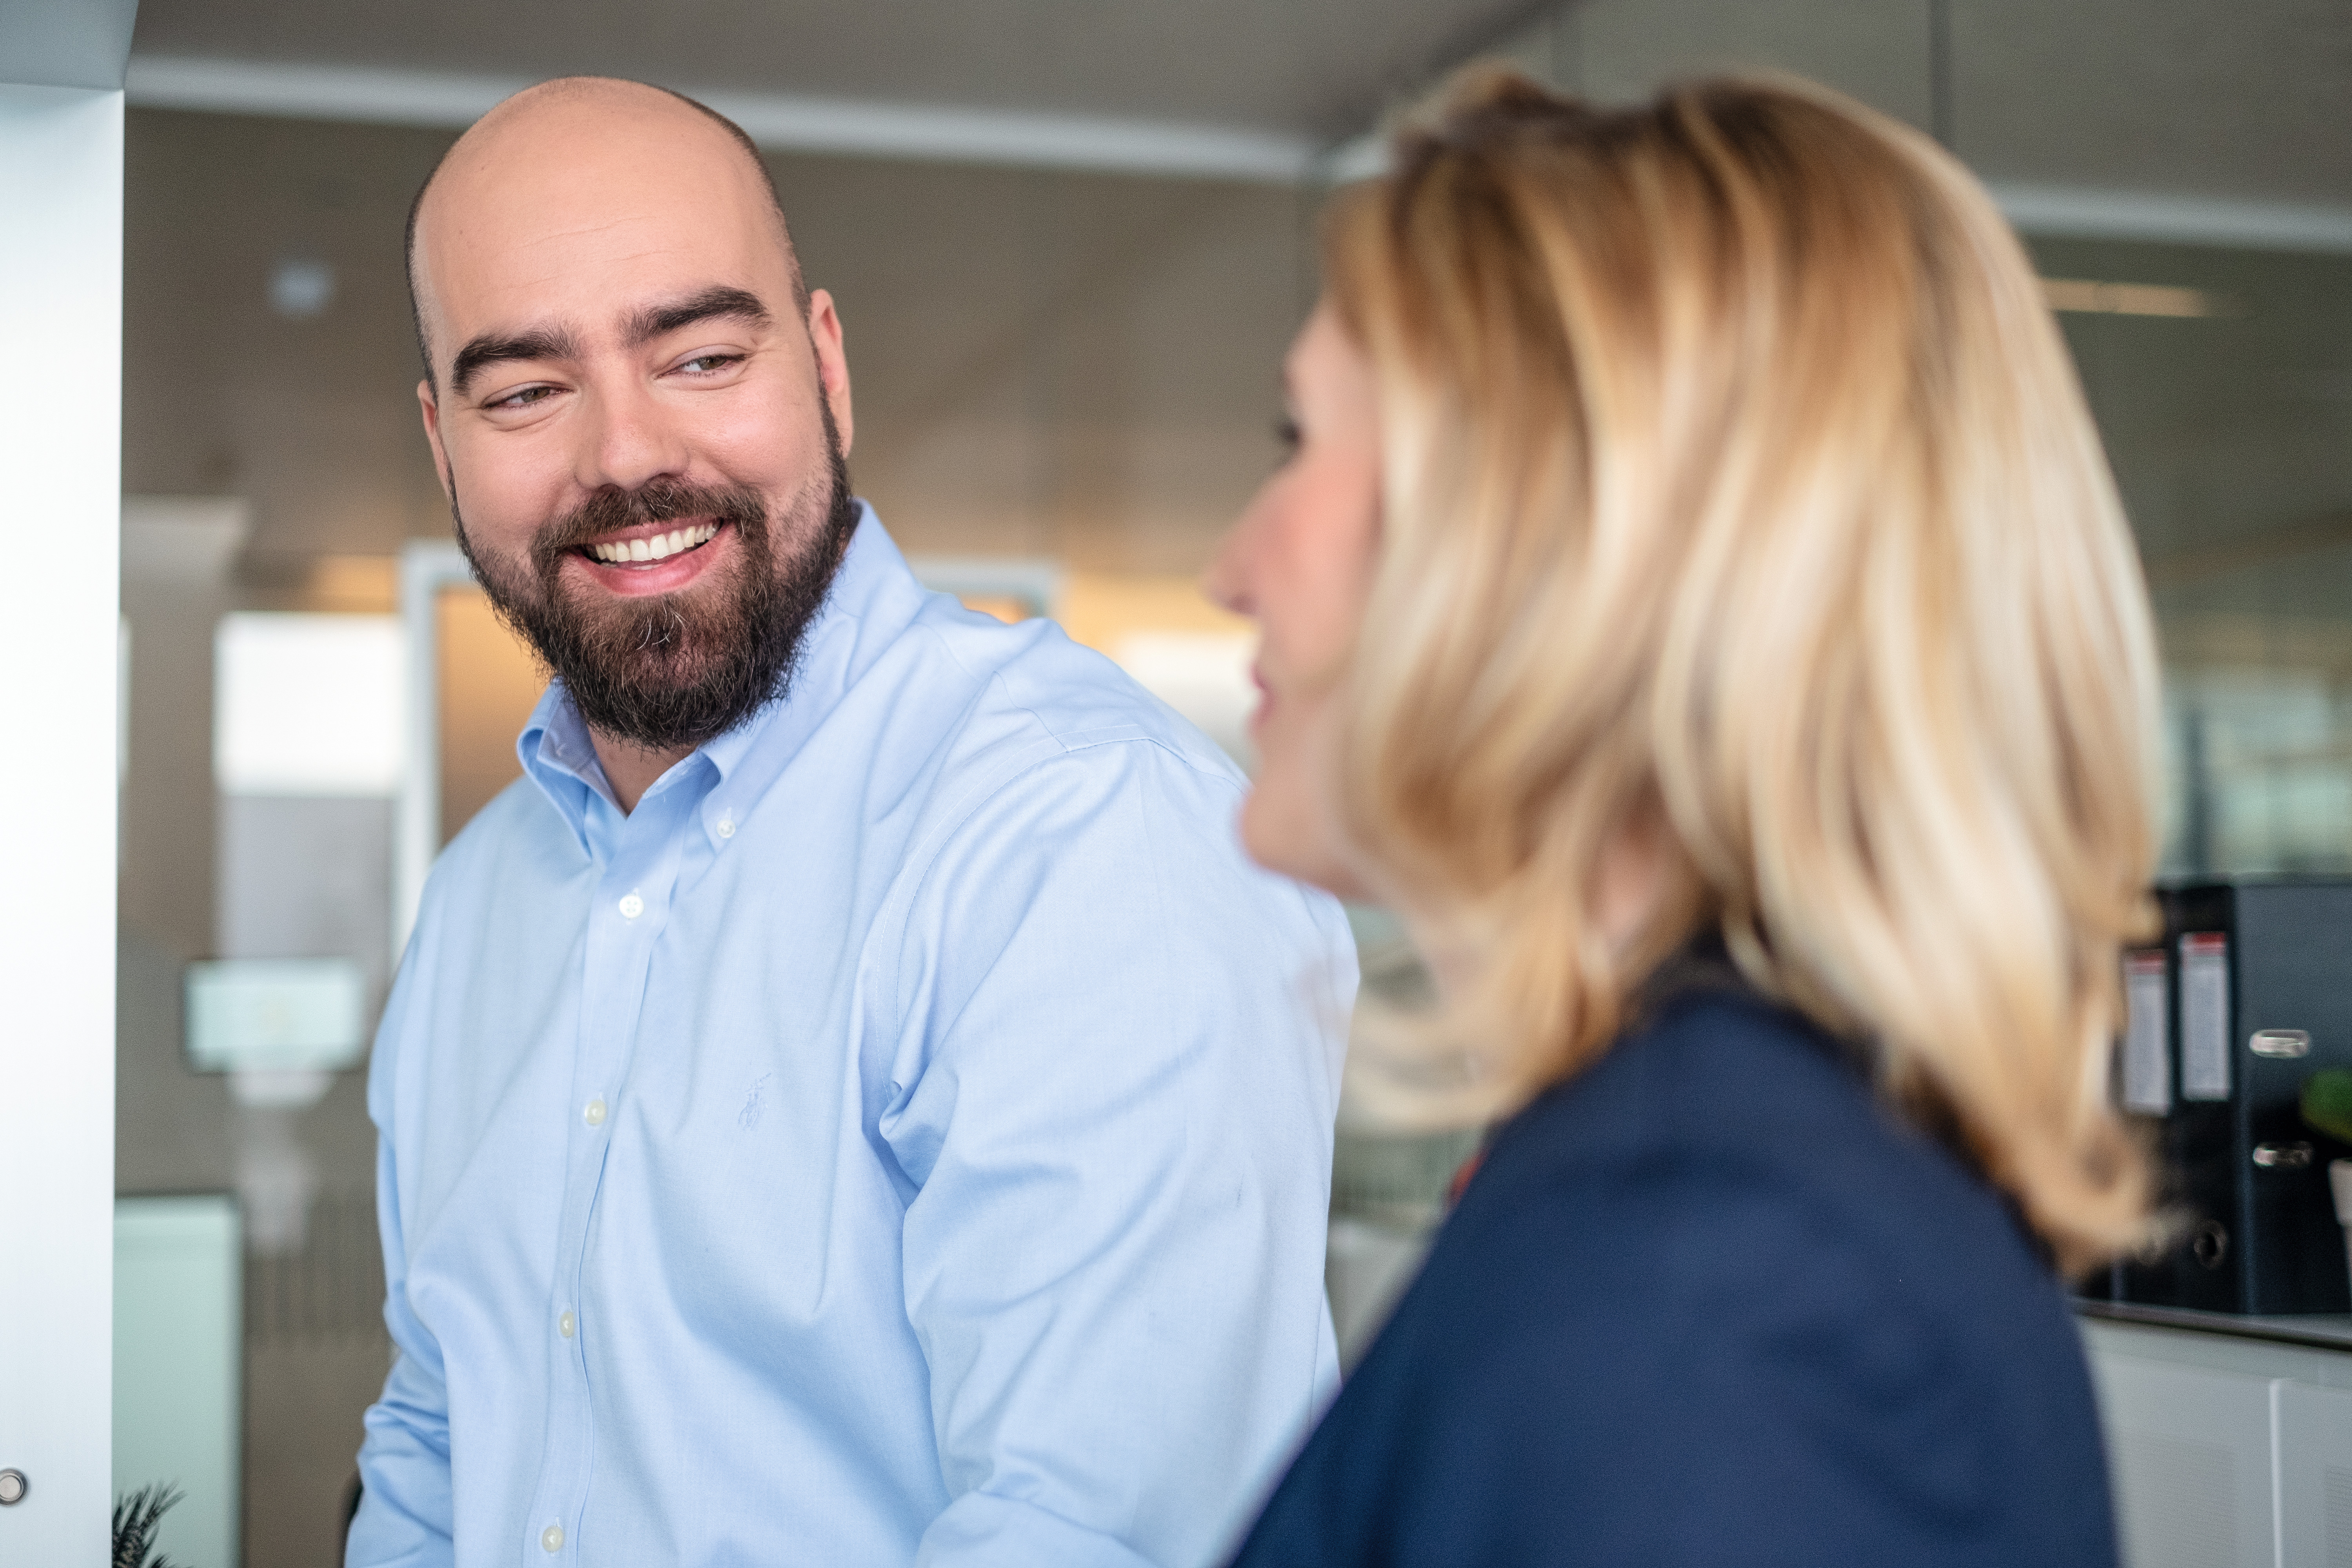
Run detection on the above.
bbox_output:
[589,523,718,565]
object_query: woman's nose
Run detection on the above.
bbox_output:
[1203,503,1263,619]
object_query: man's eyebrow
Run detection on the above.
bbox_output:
[450,325,584,399]
[626,285,773,347]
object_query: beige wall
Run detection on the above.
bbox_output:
[436,589,544,844]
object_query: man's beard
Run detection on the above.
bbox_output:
[454,410,860,755]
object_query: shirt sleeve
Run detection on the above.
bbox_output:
[879,736,1355,1568]
[345,949,456,1568]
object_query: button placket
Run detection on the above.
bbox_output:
[526,782,700,1550]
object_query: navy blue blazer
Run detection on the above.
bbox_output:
[1233,975,2117,1566]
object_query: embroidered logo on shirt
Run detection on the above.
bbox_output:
[739,1074,771,1131]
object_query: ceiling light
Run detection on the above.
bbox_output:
[269,256,336,319]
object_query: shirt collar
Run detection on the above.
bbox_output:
[515,500,923,853]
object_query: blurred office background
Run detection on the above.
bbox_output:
[106,2,2352,1564]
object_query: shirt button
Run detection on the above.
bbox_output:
[541,1523,564,1553]
[618,892,644,919]
[558,1309,576,1339]
[583,1097,607,1128]
[716,813,735,839]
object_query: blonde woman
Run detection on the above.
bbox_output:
[1211,71,2156,1565]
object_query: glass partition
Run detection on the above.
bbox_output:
[2029,238,2352,876]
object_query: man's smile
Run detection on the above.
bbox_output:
[585,521,720,564]
[568,517,737,597]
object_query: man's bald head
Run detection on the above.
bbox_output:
[405,77,806,391]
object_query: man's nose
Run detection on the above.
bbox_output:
[575,375,691,494]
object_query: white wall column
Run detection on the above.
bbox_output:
[0,1,135,1555]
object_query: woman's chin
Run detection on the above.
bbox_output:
[1239,782,1370,902]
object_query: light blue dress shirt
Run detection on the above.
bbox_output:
[348,507,1356,1568]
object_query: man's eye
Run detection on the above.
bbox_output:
[678,354,741,374]
[490,386,555,411]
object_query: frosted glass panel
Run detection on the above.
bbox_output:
[115,1195,241,1568]
[214,612,405,797]
[184,958,367,1074]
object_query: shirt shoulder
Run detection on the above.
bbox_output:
[875,620,1346,1031]
[862,604,1268,921]
[383,777,582,1050]
[415,769,585,910]
[902,598,1244,788]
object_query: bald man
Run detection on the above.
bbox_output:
[352,78,1356,1568]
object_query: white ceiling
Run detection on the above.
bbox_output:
[1548,0,2352,211]
[1951,0,2352,211]
[1508,0,2352,250]
[122,0,2352,244]
[126,0,1551,144]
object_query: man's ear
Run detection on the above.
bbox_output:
[806,288,854,458]
[418,379,456,503]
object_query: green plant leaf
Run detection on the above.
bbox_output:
[2303,1069,2352,1144]
[112,1482,184,1568]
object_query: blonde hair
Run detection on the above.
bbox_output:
[1328,69,2161,1273]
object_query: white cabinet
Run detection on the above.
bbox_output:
[2090,1346,2278,1567]
[2278,1381,2352,1568]
[2082,1312,2352,1568]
